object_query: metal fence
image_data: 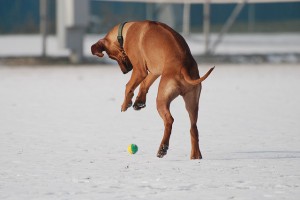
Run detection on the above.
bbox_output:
[0,0,300,34]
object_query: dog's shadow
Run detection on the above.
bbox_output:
[209,151,300,161]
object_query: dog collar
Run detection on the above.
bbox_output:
[117,22,133,73]
[117,22,127,49]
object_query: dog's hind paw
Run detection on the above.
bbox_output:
[190,151,202,160]
[133,102,146,110]
[190,155,202,160]
[156,144,169,158]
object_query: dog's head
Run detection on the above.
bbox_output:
[91,39,105,57]
[91,39,133,74]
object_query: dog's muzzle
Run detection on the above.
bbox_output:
[123,63,133,74]
[121,53,133,74]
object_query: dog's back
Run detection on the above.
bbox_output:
[125,21,197,75]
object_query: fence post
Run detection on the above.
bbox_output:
[183,3,191,36]
[40,0,47,57]
[203,0,210,55]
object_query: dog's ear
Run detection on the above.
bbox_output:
[91,39,106,57]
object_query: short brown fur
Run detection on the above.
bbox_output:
[91,21,214,159]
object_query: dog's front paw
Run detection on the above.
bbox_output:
[133,96,146,111]
[121,101,132,112]
[133,101,146,111]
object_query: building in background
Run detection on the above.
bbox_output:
[0,0,300,34]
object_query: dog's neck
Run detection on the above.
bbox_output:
[117,22,132,73]
[117,22,127,49]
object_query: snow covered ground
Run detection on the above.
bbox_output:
[0,63,299,199]
[0,33,300,57]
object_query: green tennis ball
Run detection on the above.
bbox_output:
[127,144,138,154]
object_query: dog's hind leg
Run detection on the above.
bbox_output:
[156,76,180,158]
[133,73,159,110]
[182,85,202,159]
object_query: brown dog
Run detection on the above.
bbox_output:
[91,21,214,159]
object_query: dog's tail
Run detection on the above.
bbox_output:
[181,66,215,86]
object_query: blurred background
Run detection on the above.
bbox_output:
[0,0,300,64]
[1,2,300,200]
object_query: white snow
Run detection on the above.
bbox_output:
[0,63,299,199]
[0,33,299,57]
[188,33,300,55]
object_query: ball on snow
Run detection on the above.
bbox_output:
[127,144,138,154]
